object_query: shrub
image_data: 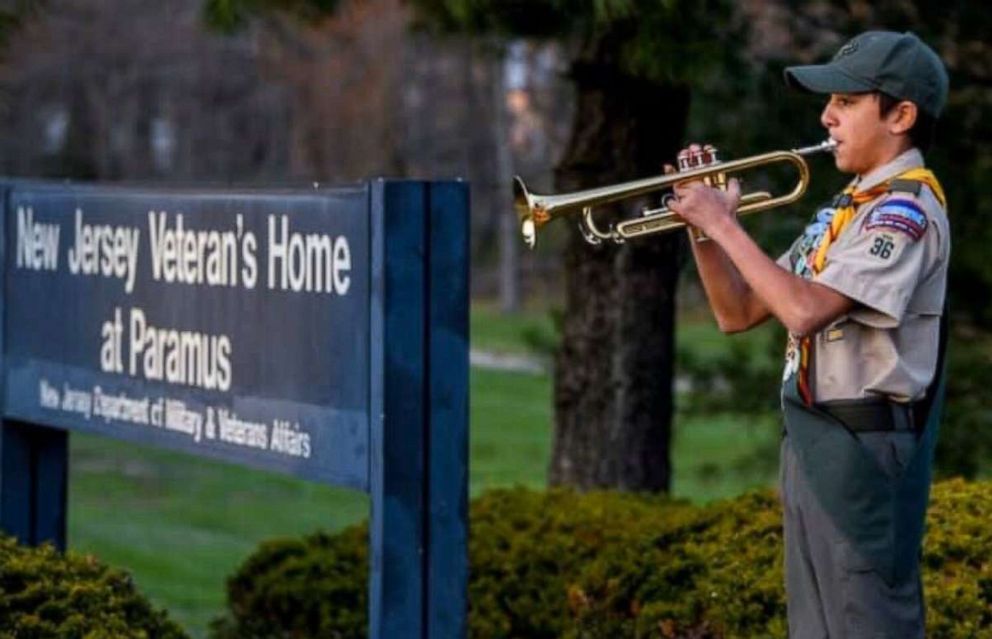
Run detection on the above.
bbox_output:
[208,524,368,639]
[564,491,785,638]
[211,480,992,638]
[468,489,699,638]
[0,535,187,638]
[211,489,696,639]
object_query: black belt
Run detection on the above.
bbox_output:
[817,396,924,433]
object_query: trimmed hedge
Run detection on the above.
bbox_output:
[209,525,368,639]
[211,479,992,638]
[0,535,187,638]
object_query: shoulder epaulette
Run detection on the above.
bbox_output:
[889,179,923,196]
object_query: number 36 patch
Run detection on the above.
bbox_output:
[868,234,897,260]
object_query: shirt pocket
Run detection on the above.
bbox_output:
[815,317,868,401]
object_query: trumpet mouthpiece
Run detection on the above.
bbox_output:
[793,139,838,156]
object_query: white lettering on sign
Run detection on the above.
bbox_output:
[35,378,316,462]
[67,208,140,293]
[16,206,60,271]
[39,378,60,409]
[61,382,92,419]
[147,211,252,288]
[218,408,268,450]
[164,398,202,442]
[100,307,125,373]
[93,386,150,424]
[128,307,232,392]
[270,419,312,459]
[267,214,351,294]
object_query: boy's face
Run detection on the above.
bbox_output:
[819,92,903,175]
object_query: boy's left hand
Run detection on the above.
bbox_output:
[667,177,742,237]
[664,142,742,238]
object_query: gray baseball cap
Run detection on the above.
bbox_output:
[784,31,949,117]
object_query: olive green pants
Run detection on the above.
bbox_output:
[780,433,925,639]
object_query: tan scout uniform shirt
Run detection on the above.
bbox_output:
[778,148,949,402]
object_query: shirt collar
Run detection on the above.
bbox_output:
[855,148,925,191]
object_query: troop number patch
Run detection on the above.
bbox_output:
[863,199,928,241]
[868,234,896,260]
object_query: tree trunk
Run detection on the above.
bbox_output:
[493,43,520,313]
[549,54,690,493]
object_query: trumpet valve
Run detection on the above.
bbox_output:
[701,144,719,165]
[678,145,720,169]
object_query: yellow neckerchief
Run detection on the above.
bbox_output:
[796,167,946,406]
[811,168,946,273]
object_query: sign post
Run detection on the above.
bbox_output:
[0,178,468,638]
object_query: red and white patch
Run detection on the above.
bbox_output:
[862,199,928,241]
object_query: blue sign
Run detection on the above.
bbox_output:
[5,184,371,488]
[0,179,469,639]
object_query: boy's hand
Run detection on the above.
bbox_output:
[665,143,741,238]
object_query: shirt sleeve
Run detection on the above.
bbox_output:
[815,194,932,323]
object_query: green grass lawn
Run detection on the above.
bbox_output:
[67,307,780,637]
[470,303,558,357]
[470,301,784,364]
[69,435,370,634]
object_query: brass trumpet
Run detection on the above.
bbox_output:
[513,139,837,247]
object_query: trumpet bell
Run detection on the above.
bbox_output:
[513,176,539,248]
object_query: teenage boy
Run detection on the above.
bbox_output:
[668,31,949,638]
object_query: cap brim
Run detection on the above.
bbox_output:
[784,64,875,95]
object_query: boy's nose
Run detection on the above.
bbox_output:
[820,103,836,130]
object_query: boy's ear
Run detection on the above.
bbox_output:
[888,100,918,135]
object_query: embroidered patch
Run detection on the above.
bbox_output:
[834,40,859,59]
[826,328,844,342]
[863,199,928,241]
[868,233,896,260]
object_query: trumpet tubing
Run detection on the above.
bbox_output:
[514,139,837,247]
